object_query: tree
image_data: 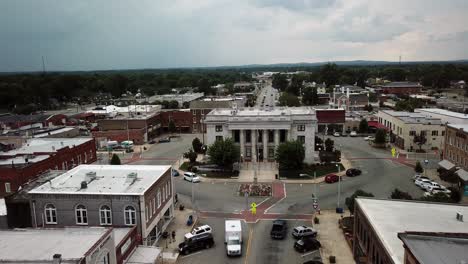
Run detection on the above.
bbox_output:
[448,187,461,203]
[345,190,374,214]
[192,137,203,153]
[184,148,198,163]
[197,78,214,95]
[302,87,319,105]
[390,188,413,200]
[324,138,334,152]
[413,132,427,151]
[359,119,369,133]
[287,75,303,96]
[363,104,373,112]
[110,154,121,165]
[168,119,176,134]
[279,93,300,107]
[419,192,454,203]
[320,63,339,88]
[207,138,240,168]
[168,100,179,109]
[272,74,289,91]
[414,161,424,173]
[275,140,305,170]
[374,129,387,144]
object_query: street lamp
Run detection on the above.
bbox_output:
[299,171,318,207]
[336,164,342,212]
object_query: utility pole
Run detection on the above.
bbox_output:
[336,164,342,209]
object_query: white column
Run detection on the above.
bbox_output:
[239,129,245,161]
[263,130,268,161]
[274,129,280,150]
[251,129,257,162]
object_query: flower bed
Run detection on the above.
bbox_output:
[238,183,272,197]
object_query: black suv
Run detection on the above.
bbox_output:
[270,219,287,239]
[346,168,362,177]
[178,233,214,255]
[294,237,321,253]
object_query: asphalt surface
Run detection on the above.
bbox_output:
[256,83,279,107]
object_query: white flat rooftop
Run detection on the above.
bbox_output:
[415,108,468,119]
[356,198,468,264]
[29,165,171,195]
[0,198,6,216]
[447,123,468,131]
[209,107,315,117]
[33,127,77,138]
[126,246,161,264]
[0,154,50,166]
[2,138,92,156]
[0,227,110,262]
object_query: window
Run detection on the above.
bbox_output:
[4,182,11,193]
[421,131,426,137]
[166,182,170,198]
[245,130,251,143]
[297,136,305,143]
[145,206,149,222]
[99,253,110,264]
[409,131,416,136]
[215,125,223,132]
[268,147,275,158]
[124,206,136,225]
[157,191,162,208]
[268,130,274,143]
[432,130,438,136]
[258,130,263,143]
[442,131,445,136]
[216,136,223,141]
[99,205,112,225]
[162,186,166,201]
[84,153,87,163]
[152,198,156,215]
[193,117,197,123]
[75,205,88,225]
[246,147,252,158]
[297,125,305,131]
[44,204,57,224]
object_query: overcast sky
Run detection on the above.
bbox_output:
[1,0,468,72]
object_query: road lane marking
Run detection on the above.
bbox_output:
[244,227,254,264]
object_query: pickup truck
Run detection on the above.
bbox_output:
[270,220,287,239]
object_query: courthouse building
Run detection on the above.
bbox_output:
[204,107,317,164]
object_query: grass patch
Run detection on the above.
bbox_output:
[279,163,345,179]
[179,162,191,171]
[199,171,238,178]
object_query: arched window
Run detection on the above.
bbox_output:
[75,204,88,225]
[99,205,112,225]
[124,206,136,225]
[44,204,57,224]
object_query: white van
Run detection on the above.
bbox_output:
[225,220,242,256]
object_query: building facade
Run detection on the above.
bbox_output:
[204,107,317,164]
[27,165,174,246]
[316,109,345,133]
[377,110,445,151]
[0,138,97,197]
[378,82,423,95]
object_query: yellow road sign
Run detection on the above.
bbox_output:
[391,147,396,157]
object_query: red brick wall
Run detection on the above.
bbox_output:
[160,111,193,132]
[92,128,146,145]
[0,139,97,197]
[116,226,138,264]
[316,109,346,124]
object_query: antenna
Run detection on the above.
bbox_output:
[42,56,46,74]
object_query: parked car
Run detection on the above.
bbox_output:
[364,136,375,141]
[158,137,171,143]
[294,237,321,253]
[270,220,287,239]
[148,140,156,144]
[185,225,212,240]
[333,132,340,137]
[292,226,317,239]
[413,174,425,181]
[178,233,214,255]
[325,174,340,183]
[350,131,357,137]
[415,178,432,189]
[184,172,201,183]
[346,168,362,177]
[172,170,180,177]
[427,186,451,195]
[422,181,441,192]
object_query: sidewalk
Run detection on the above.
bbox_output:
[155,207,196,263]
[314,210,354,264]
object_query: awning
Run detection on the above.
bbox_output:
[438,160,456,170]
[456,169,468,182]
[126,246,161,264]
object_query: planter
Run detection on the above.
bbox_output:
[314,217,320,224]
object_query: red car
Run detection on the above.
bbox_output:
[325,174,340,183]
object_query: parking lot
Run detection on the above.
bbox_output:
[177,218,320,264]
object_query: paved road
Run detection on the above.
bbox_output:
[256,82,279,107]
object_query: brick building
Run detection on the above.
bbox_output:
[316,109,346,133]
[190,100,233,133]
[443,124,468,197]
[378,82,423,95]
[353,198,468,264]
[0,138,96,197]
[0,113,67,130]
[28,165,175,246]
[159,110,193,133]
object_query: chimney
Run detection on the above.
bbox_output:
[52,254,62,264]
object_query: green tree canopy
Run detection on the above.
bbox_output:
[275,140,305,170]
[192,137,203,153]
[272,74,289,91]
[345,190,374,214]
[279,93,300,107]
[414,161,424,173]
[390,188,413,200]
[374,129,387,144]
[207,138,240,168]
[359,119,369,133]
[325,138,334,152]
[184,148,198,163]
[302,87,319,105]
[287,75,303,96]
[168,100,179,109]
[320,63,339,88]
[110,154,121,165]
[168,119,176,134]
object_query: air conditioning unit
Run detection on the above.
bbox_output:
[456,212,464,222]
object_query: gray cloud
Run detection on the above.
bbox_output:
[0,0,467,71]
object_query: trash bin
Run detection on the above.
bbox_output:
[336,207,344,214]
[187,215,193,226]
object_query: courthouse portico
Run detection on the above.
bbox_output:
[204,107,317,164]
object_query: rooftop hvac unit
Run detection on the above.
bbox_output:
[456,212,464,222]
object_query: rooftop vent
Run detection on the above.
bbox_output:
[52,254,62,264]
[456,212,464,222]
[128,172,137,179]
[80,181,88,189]
[85,171,97,182]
